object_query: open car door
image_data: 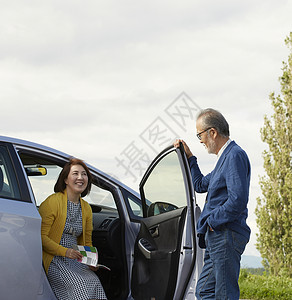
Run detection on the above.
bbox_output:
[131,144,202,300]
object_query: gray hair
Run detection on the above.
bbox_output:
[197,108,230,137]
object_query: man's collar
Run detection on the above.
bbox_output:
[217,138,231,160]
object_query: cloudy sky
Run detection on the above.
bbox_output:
[1,0,291,257]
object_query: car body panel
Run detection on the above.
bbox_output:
[0,198,43,299]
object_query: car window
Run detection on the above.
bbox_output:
[120,189,143,218]
[0,146,21,200]
[19,153,63,205]
[83,184,116,209]
[142,150,187,216]
[128,195,143,217]
[19,153,116,209]
[27,164,63,206]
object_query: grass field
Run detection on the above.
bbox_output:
[239,269,292,300]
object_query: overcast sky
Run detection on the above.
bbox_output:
[1,0,291,257]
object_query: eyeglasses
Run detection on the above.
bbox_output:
[196,127,212,140]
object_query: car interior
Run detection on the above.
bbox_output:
[18,152,132,300]
[0,148,22,200]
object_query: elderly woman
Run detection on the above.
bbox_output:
[39,158,107,300]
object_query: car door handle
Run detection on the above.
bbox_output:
[138,238,156,259]
[149,226,159,238]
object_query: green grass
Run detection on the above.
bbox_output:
[239,269,292,299]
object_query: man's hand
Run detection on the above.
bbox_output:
[173,139,193,159]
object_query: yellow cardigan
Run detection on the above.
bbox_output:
[39,189,93,273]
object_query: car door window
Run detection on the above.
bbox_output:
[29,166,63,205]
[84,184,116,209]
[19,152,66,205]
[128,196,143,217]
[142,150,187,216]
[0,146,21,200]
[22,160,62,206]
[19,153,117,209]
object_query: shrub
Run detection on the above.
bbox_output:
[239,269,292,299]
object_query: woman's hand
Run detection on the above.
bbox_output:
[65,248,83,260]
[173,139,193,159]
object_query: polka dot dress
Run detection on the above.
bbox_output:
[47,200,107,300]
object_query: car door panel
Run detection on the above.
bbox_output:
[1,199,43,299]
[132,207,187,300]
[138,207,186,255]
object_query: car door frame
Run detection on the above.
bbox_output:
[131,143,201,300]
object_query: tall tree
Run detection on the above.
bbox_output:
[256,32,292,277]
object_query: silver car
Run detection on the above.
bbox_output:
[0,135,203,300]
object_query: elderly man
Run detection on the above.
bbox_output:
[174,108,251,300]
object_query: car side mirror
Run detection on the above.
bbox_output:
[25,166,47,176]
[147,201,178,217]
